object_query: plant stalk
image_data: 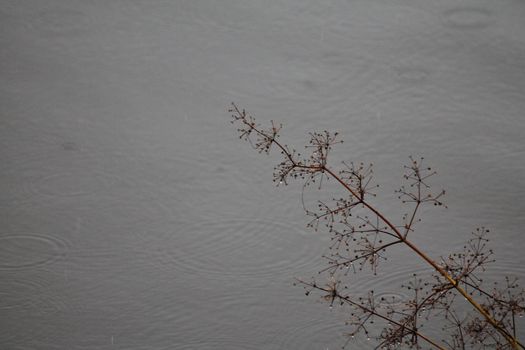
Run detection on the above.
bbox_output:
[323,166,523,350]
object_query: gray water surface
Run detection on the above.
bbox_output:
[2,1,525,349]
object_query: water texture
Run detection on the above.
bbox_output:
[1,0,525,348]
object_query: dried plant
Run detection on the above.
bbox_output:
[229,103,525,349]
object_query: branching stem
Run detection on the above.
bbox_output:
[230,103,524,349]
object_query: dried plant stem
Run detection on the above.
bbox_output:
[403,238,521,349]
[229,103,524,349]
[323,160,522,349]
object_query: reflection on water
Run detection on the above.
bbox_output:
[1,0,525,348]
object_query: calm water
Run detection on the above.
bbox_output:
[1,1,525,348]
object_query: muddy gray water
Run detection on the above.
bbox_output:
[1,1,525,349]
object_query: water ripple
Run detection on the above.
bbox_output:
[3,148,120,202]
[30,170,118,197]
[0,274,66,312]
[0,233,69,270]
[0,271,67,345]
[31,7,91,37]
[136,217,325,279]
[442,7,493,30]
[278,316,361,349]
[349,265,434,305]
[478,261,525,283]
[393,65,431,85]
[173,339,260,350]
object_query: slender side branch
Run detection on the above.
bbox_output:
[296,278,448,350]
